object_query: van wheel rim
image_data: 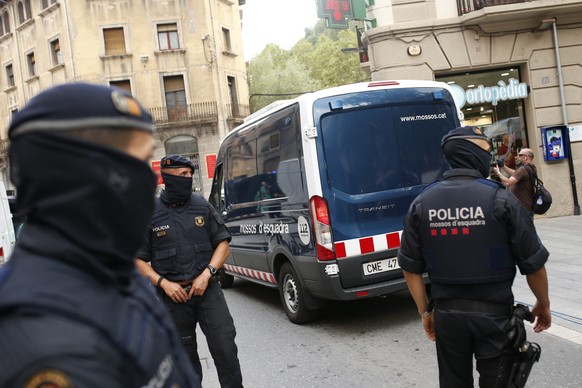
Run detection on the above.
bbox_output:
[282,274,299,313]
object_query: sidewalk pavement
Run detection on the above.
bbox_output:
[512,215,582,344]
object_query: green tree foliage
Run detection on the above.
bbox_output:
[247,21,370,112]
[247,44,318,113]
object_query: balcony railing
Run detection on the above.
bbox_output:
[146,101,218,126]
[457,0,527,16]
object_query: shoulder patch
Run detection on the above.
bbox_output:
[24,369,72,388]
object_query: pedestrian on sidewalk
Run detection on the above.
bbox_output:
[494,147,537,218]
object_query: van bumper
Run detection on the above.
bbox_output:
[303,262,428,301]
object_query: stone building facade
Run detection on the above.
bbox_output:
[0,0,249,196]
[362,0,582,216]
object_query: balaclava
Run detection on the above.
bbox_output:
[8,83,157,287]
[159,155,196,205]
[441,126,492,178]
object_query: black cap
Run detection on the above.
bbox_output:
[441,126,488,147]
[160,155,196,172]
[9,82,154,139]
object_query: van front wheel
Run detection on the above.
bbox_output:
[278,262,318,324]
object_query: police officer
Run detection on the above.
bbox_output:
[135,155,243,388]
[397,126,552,387]
[0,83,199,387]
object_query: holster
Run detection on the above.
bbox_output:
[497,304,542,388]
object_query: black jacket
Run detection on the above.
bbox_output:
[398,169,548,304]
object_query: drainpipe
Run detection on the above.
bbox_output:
[546,18,580,215]
[62,0,77,79]
[208,0,228,139]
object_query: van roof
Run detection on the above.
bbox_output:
[224,80,456,144]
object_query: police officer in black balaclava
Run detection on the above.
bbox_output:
[135,155,243,388]
[0,83,200,387]
[397,126,551,387]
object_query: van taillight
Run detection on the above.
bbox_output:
[309,196,335,261]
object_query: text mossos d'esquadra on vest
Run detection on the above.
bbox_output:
[428,207,486,228]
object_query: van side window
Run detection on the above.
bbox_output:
[209,163,225,212]
[226,141,257,205]
[256,104,307,203]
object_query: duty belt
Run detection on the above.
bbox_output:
[436,299,512,316]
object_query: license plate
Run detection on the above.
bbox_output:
[363,257,400,276]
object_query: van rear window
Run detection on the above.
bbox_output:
[320,103,455,195]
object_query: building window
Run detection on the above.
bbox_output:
[103,27,126,55]
[227,75,239,117]
[110,79,132,94]
[157,23,180,50]
[436,68,527,174]
[41,0,57,9]
[222,27,232,53]
[163,75,187,121]
[5,64,15,87]
[2,11,10,35]
[17,0,32,24]
[50,38,63,66]
[26,52,36,78]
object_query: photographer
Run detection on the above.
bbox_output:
[493,148,536,217]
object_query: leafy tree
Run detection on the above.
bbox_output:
[247,21,370,112]
[247,44,318,113]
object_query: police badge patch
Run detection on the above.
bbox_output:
[195,216,205,227]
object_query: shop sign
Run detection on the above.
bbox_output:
[451,78,528,109]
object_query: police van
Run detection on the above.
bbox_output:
[209,80,462,323]
[0,180,16,267]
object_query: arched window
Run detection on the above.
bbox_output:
[18,2,25,24]
[17,0,32,24]
[0,16,4,36]
[3,12,10,34]
[24,0,32,20]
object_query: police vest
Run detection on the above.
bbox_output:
[419,177,516,284]
[0,253,197,387]
[150,195,214,281]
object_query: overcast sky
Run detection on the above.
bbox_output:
[240,0,319,60]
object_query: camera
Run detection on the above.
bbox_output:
[491,157,505,168]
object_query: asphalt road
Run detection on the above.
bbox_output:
[197,278,582,388]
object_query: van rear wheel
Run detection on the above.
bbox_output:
[218,269,234,288]
[278,262,318,324]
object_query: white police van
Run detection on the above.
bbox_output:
[209,80,462,323]
[0,180,15,266]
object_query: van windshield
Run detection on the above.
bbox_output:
[320,103,454,195]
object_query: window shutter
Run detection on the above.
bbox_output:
[104,28,126,55]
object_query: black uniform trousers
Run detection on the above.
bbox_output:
[434,301,512,388]
[159,278,243,388]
